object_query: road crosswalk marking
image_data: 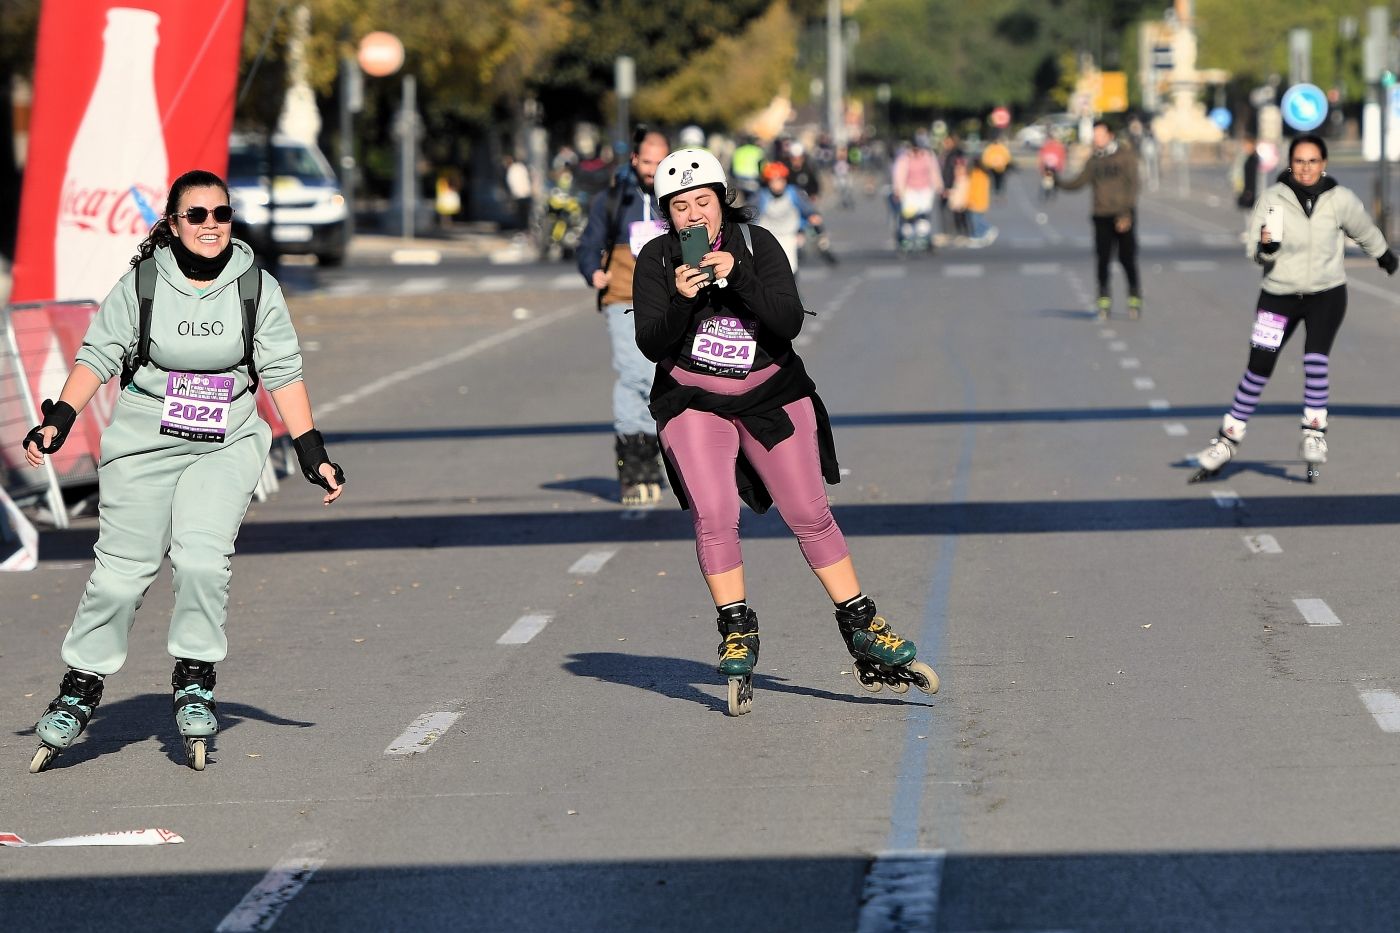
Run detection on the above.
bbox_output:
[944,263,984,277]
[1164,422,1188,436]
[1294,598,1341,627]
[498,613,553,645]
[1243,534,1282,554]
[568,549,617,575]
[475,274,526,292]
[1134,376,1155,390]
[384,708,465,757]
[215,841,329,932]
[393,276,447,295]
[1358,689,1400,732]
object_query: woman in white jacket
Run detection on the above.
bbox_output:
[1190,134,1398,483]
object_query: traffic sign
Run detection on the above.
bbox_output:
[1280,83,1329,132]
[1209,107,1233,131]
[989,107,1011,129]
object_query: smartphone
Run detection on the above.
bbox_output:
[679,225,716,284]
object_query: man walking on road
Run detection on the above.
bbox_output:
[577,128,670,505]
[1058,120,1143,320]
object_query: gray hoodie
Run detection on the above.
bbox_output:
[76,239,303,398]
[1247,175,1387,295]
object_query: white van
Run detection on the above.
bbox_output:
[227,134,348,266]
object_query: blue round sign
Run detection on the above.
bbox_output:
[1281,83,1329,132]
[1209,107,1233,131]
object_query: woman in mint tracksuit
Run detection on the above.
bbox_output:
[22,169,346,771]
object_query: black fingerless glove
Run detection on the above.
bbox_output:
[22,399,77,454]
[1258,239,1281,255]
[292,429,345,491]
[1380,250,1399,276]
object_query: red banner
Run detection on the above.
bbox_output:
[11,0,247,305]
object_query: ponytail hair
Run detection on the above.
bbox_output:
[130,169,230,267]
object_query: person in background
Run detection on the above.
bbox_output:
[1057,120,1142,320]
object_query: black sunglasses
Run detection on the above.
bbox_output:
[173,205,234,224]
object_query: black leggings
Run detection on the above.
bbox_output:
[1245,286,1347,377]
[1092,212,1140,296]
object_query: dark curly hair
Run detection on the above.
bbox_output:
[130,169,230,267]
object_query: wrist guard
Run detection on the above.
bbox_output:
[1379,250,1399,276]
[22,399,77,455]
[292,429,346,491]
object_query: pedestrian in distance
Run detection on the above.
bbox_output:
[1235,136,1260,211]
[22,169,345,773]
[576,127,671,506]
[1057,120,1143,320]
[754,160,821,276]
[1189,134,1398,485]
[631,148,938,716]
[980,135,1012,200]
[1037,132,1067,202]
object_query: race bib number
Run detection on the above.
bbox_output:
[629,219,668,257]
[160,371,233,443]
[690,316,757,378]
[1250,310,1288,351]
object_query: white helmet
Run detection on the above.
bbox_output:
[655,148,727,201]
[679,124,706,148]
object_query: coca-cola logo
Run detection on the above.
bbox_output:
[58,180,163,236]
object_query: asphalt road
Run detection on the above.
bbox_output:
[6,161,1400,932]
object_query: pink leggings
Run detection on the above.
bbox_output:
[660,396,850,576]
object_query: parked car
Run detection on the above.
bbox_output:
[227,134,348,266]
[1014,113,1078,151]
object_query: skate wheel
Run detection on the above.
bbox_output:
[187,738,207,771]
[29,745,55,774]
[905,660,940,696]
[727,676,753,716]
[855,665,884,693]
[887,678,911,695]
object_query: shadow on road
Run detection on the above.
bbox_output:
[14,693,314,769]
[562,652,918,714]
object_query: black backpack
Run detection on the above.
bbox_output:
[120,257,262,391]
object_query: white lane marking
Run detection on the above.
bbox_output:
[384,709,464,757]
[1211,490,1242,508]
[1133,377,1155,390]
[803,267,832,281]
[322,277,370,297]
[317,303,582,417]
[1243,534,1282,554]
[475,274,525,292]
[549,273,581,290]
[1294,598,1341,627]
[1109,340,1128,351]
[1358,689,1400,732]
[1164,422,1189,437]
[1174,260,1220,272]
[1148,399,1170,410]
[1350,277,1400,307]
[944,263,984,278]
[1019,262,1061,274]
[1098,328,1116,338]
[215,840,329,932]
[498,613,553,645]
[1203,232,1243,247]
[1139,233,1171,247]
[390,248,442,265]
[568,549,617,575]
[1119,357,1141,369]
[867,265,907,279]
[392,276,447,296]
[857,849,944,933]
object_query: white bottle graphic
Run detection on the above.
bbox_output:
[54,8,168,301]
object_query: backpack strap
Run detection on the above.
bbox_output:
[121,258,158,389]
[237,264,262,391]
[740,223,753,255]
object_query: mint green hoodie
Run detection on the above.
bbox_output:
[76,239,303,398]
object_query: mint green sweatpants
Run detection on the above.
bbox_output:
[61,388,272,675]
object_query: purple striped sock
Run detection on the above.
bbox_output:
[1303,353,1329,408]
[1229,369,1270,421]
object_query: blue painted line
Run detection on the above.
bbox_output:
[886,360,975,852]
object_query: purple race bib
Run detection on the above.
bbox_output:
[690,316,757,378]
[159,371,233,443]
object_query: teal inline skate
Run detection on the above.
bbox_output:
[30,669,105,773]
[172,660,218,770]
[835,596,939,696]
[716,604,759,716]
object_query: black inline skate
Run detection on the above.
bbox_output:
[835,596,938,696]
[30,669,105,773]
[716,603,759,716]
[172,660,218,771]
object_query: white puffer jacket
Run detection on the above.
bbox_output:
[1247,174,1388,295]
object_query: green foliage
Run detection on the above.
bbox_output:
[1196,0,1372,99]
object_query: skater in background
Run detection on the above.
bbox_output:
[632,147,937,716]
[22,169,345,772]
[1189,134,1397,484]
[1058,119,1143,320]
[754,160,821,275]
[577,127,671,506]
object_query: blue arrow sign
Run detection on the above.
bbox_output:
[1281,83,1329,132]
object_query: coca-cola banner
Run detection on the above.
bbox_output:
[11,0,247,304]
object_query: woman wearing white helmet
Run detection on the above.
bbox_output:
[632,148,938,715]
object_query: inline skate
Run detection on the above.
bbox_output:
[1300,407,1327,483]
[835,596,938,696]
[1189,414,1247,484]
[29,669,105,773]
[716,603,759,716]
[616,434,662,507]
[172,660,218,770]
